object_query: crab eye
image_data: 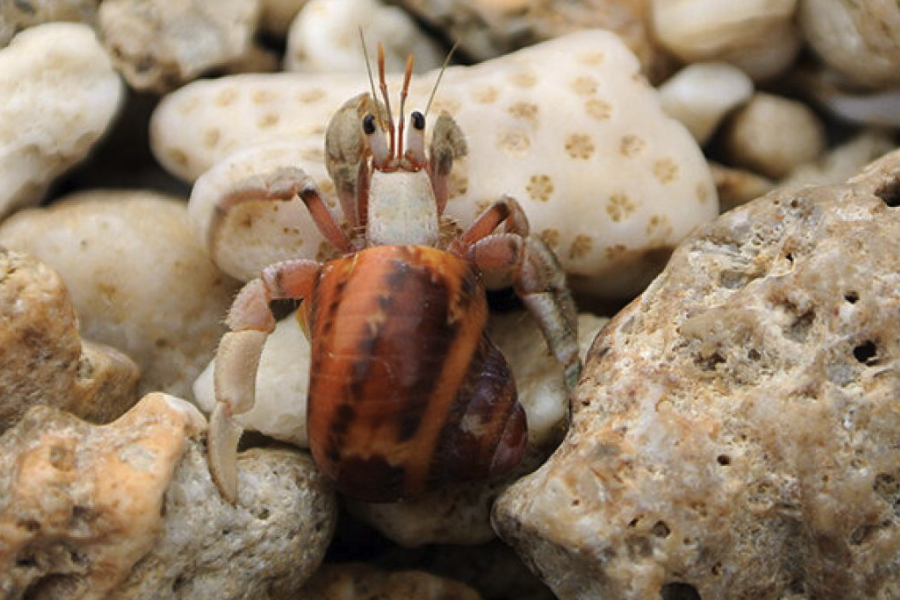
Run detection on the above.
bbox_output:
[405,111,426,165]
[362,112,390,167]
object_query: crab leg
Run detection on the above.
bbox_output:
[210,166,353,254]
[209,259,321,503]
[460,197,582,390]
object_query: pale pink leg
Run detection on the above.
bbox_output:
[465,200,581,390]
[209,259,320,503]
[211,166,353,254]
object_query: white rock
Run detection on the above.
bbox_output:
[259,0,309,37]
[724,93,827,179]
[98,0,262,93]
[0,0,98,46]
[285,0,442,74]
[780,129,897,191]
[650,0,800,81]
[799,0,900,89]
[194,312,311,447]
[659,62,754,145]
[152,30,718,299]
[0,23,123,218]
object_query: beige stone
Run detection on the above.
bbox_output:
[259,0,308,37]
[294,563,482,600]
[0,0,98,46]
[0,23,124,218]
[780,129,897,191]
[800,0,900,89]
[0,190,240,399]
[112,445,337,599]
[0,248,139,434]
[98,0,261,93]
[285,0,442,75]
[153,30,717,299]
[724,93,827,179]
[708,162,774,213]
[394,0,670,81]
[494,148,900,599]
[650,0,800,81]
[658,62,753,145]
[0,393,206,600]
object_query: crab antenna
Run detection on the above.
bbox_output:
[359,28,383,128]
[397,53,414,157]
[376,43,396,157]
[424,39,459,117]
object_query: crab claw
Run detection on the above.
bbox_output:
[208,402,244,503]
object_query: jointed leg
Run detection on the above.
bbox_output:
[463,197,582,390]
[210,166,353,255]
[208,259,320,503]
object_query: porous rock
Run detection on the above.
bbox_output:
[494,148,900,599]
[285,0,442,75]
[0,393,206,600]
[0,190,240,399]
[295,563,482,600]
[98,0,261,93]
[0,23,124,218]
[0,248,139,434]
[0,0,98,47]
[153,30,717,298]
[112,444,337,599]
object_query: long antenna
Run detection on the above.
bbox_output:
[424,39,459,117]
[398,53,414,157]
[377,43,395,157]
[358,28,382,128]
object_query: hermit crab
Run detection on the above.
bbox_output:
[208,47,581,503]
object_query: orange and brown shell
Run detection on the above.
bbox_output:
[302,245,527,502]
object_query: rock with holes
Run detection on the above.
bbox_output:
[0,190,241,399]
[493,148,900,599]
[0,394,336,599]
[152,30,717,298]
[111,445,336,599]
[0,23,124,218]
[0,248,140,434]
[98,0,261,93]
[295,563,483,600]
[0,0,98,47]
[0,393,206,599]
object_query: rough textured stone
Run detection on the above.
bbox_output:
[494,148,900,599]
[153,30,717,298]
[294,563,482,600]
[0,23,124,218]
[0,393,206,600]
[0,248,139,434]
[0,190,240,399]
[98,0,261,93]
[0,0,98,47]
[112,445,337,599]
